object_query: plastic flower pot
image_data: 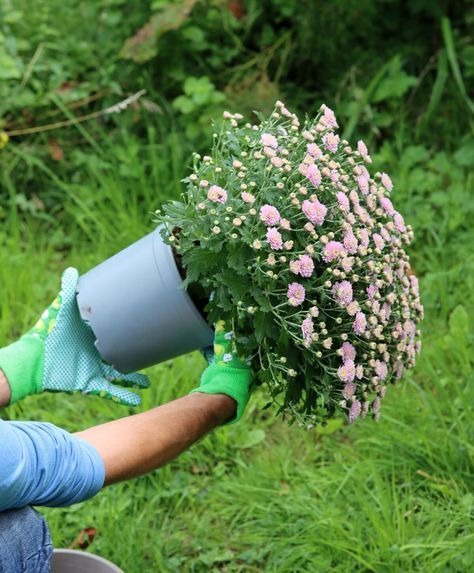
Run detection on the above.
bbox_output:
[50,549,124,573]
[76,227,213,373]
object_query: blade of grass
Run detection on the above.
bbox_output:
[417,49,448,135]
[441,17,474,116]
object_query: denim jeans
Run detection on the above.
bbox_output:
[0,506,52,572]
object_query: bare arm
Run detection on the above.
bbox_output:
[2,365,236,487]
[75,393,236,486]
[0,370,11,407]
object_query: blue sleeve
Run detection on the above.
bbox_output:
[0,419,105,511]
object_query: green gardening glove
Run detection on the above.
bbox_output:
[0,267,149,406]
[191,320,254,424]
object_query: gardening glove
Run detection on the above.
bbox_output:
[0,267,150,406]
[191,320,253,424]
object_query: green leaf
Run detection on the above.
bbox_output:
[121,0,197,63]
[227,243,251,271]
[216,269,250,299]
[254,311,274,343]
[372,56,417,103]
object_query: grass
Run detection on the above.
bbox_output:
[0,109,473,572]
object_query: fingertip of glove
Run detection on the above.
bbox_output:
[61,267,80,294]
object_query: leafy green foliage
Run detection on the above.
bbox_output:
[155,105,424,427]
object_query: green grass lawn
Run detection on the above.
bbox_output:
[1,122,473,572]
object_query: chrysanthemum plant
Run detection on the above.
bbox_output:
[154,102,423,427]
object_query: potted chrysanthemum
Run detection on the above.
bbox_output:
[151,102,423,426]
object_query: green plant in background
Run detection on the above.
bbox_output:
[172,76,225,139]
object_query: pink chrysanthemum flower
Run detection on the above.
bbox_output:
[338,359,355,382]
[302,199,327,226]
[410,275,420,295]
[341,256,355,273]
[357,175,369,195]
[287,282,305,306]
[307,143,322,159]
[383,265,394,284]
[349,189,360,205]
[375,360,388,381]
[343,381,356,399]
[394,212,406,232]
[357,140,370,160]
[341,341,356,361]
[280,218,291,230]
[336,191,350,212]
[320,104,339,129]
[260,204,281,226]
[379,196,395,216]
[271,156,283,167]
[306,164,321,187]
[266,227,283,250]
[343,232,358,254]
[360,165,370,180]
[333,280,353,305]
[367,284,378,301]
[301,316,313,344]
[322,132,340,153]
[355,365,364,380]
[346,300,360,316]
[348,399,362,423]
[241,191,255,204]
[380,302,392,322]
[298,163,308,176]
[299,255,314,277]
[380,227,391,241]
[289,260,300,274]
[381,172,393,192]
[353,311,367,335]
[261,133,278,149]
[359,228,370,247]
[207,185,228,203]
[322,240,346,263]
[373,233,385,250]
[310,305,319,317]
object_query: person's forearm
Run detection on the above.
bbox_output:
[0,370,11,408]
[75,392,236,486]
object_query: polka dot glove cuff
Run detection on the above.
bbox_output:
[191,320,254,425]
[0,268,149,406]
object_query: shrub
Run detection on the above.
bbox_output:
[155,102,423,427]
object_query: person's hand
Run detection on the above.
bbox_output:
[0,268,149,406]
[191,320,254,424]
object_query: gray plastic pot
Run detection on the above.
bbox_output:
[76,227,213,373]
[50,549,124,573]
